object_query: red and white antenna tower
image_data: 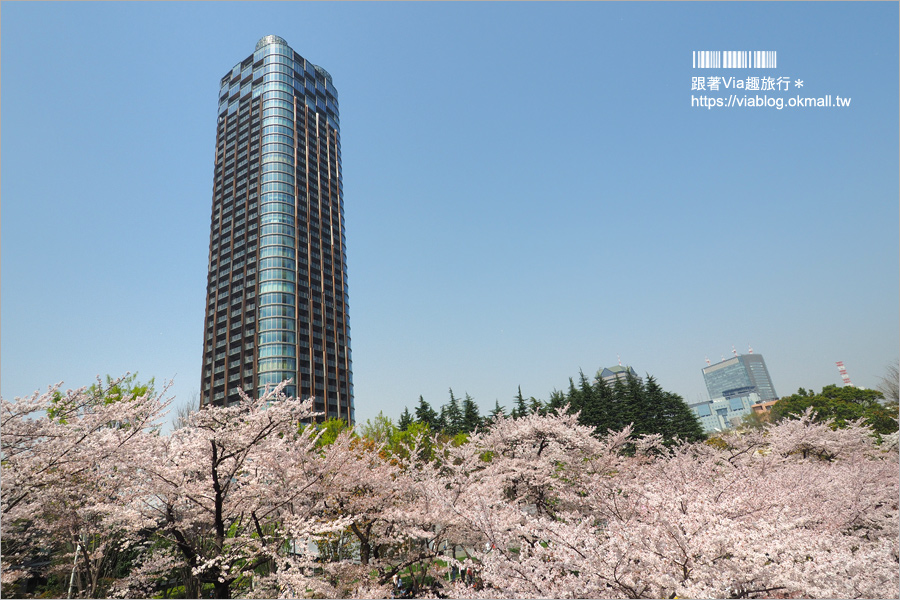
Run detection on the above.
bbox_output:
[835,361,853,387]
[732,345,738,357]
[617,354,622,367]
[705,356,711,366]
[748,344,753,354]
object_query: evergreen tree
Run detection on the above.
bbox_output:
[546,390,568,414]
[662,390,706,443]
[435,406,448,433]
[462,393,481,433]
[512,386,528,419]
[528,396,543,415]
[625,373,656,437]
[610,376,632,432]
[541,368,706,444]
[566,377,582,415]
[398,407,414,431]
[486,399,506,425]
[442,389,463,436]
[642,376,668,438]
[589,375,615,435]
[415,396,439,430]
[575,370,599,427]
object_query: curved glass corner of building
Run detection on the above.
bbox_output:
[255,35,298,400]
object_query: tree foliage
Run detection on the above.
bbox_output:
[771,384,898,435]
[549,370,705,444]
[400,369,703,445]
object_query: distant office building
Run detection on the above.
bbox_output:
[600,365,638,385]
[199,35,353,422]
[702,353,778,403]
[690,391,761,434]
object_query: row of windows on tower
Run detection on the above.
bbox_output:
[208,251,346,283]
[207,309,348,336]
[217,127,340,156]
[205,346,350,374]
[216,160,341,187]
[219,62,337,108]
[217,101,340,140]
[210,255,346,281]
[207,284,349,315]
[211,190,346,231]
[232,220,328,247]
[215,173,341,204]
[217,133,342,168]
[221,47,333,89]
[220,87,339,126]
[208,326,348,352]
[220,66,337,106]
[217,125,342,160]
[205,301,348,338]
[205,356,351,390]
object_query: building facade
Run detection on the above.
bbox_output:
[702,353,777,403]
[200,35,353,422]
[689,391,762,434]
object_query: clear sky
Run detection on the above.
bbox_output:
[2,2,898,426]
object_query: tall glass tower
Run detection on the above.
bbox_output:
[200,35,352,422]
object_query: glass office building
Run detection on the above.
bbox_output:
[690,391,762,434]
[702,354,777,403]
[199,35,353,422]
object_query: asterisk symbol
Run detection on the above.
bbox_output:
[794,79,804,88]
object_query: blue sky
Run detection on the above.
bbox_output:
[2,2,898,425]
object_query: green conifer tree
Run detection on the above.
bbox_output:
[566,377,582,415]
[442,389,463,436]
[415,396,439,430]
[625,373,656,437]
[398,407,414,431]
[462,393,481,433]
[486,399,506,425]
[589,375,615,435]
[610,376,632,432]
[575,370,599,428]
[659,388,705,443]
[512,386,528,419]
[546,389,568,414]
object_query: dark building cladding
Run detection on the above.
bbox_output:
[200,35,353,422]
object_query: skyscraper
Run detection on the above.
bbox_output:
[702,353,777,402]
[199,35,352,422]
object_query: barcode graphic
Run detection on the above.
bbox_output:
[693,51,777,69]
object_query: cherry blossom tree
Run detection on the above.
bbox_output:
[112,382,343,599]
[1,377,170,597]
[3,380,897,599]
[427,409,898,599]
[264,426,459,599]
